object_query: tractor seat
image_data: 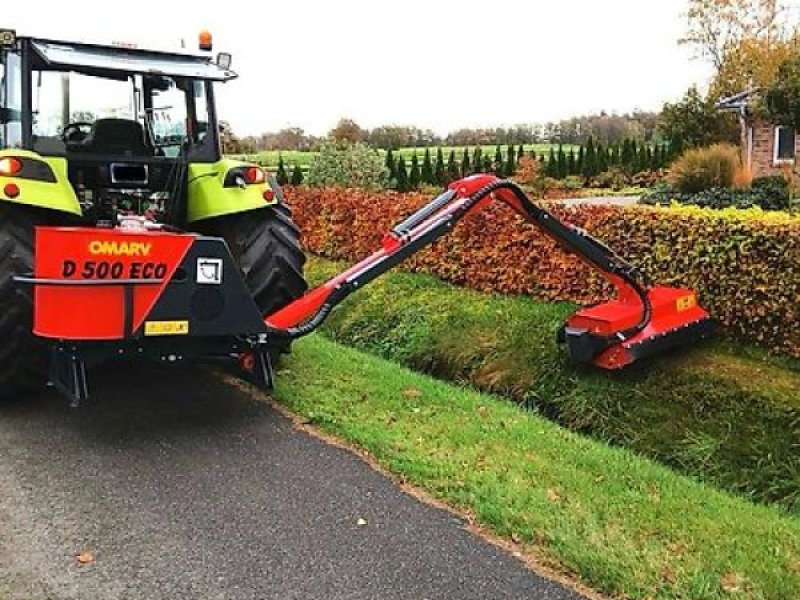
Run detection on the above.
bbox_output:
[81,118,153,157]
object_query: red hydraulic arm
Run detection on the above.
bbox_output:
[265,174,712,368]
[264,174,678,367]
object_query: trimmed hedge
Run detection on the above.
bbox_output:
[285,187,800,358]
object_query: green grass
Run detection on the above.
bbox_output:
[271,335,800,600]
[305,256,800,512]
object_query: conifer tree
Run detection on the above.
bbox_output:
[494,146,504,175]
[597,143,608,173]
[447,150,459,183]
[421,148,434,185]
[557,146,567,179]
[505,144,516,176]
[482,155,493,174]
[582,136,596,178]
[567,149,576,176]
[472,147,483,173]
[435,148,446,185]
[395,156,410,192]
[410,153,421,189]
[461,148,472,176]
[276,156,289,185]
[290,164,304,185]
[576,146,584,176]
[547,147,558,177]
[517,144,525,163]
[385,149,396,180]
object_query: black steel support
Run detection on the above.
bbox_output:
[49,347,89,407]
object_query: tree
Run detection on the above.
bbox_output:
[472,147,483,173]
[546,147,558,177]
[290,164,304,185]
[567,149,577,176]
[385,149,396,180]
[276,156,289,185]
[461,148,472,176]
[410,153,421,189]
[763,52,800,126]
[576,146,584,176]
[557,146,567,179]
[681,0,788,71]
[421,148,435,184]
[505,144,516,177]
[447,150,460,184]
[328,118,366,144]
[395,156,410,192]
[494,146,504,175]
[582,136,597,178]
[517,144,525,163]
[435,148,446,185]
[659,86,739,149]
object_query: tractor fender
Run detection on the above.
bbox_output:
[187,158,279,223]
[0,149,81,216]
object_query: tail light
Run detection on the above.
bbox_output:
[243,167,265,185]
[0,157,22,176]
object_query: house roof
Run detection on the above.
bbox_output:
[716,89,759,112]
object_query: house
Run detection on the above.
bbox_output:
[717,90,798,181]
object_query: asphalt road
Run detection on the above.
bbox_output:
[0,362,587,600]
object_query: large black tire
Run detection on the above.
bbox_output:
[202,204,308,356]
[0,207,49,397]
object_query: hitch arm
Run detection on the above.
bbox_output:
[265,175,651,343]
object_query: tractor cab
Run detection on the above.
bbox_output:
[1,29,239,224]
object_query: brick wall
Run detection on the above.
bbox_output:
[748,118,800,183]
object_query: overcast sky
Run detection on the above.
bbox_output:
[9,0,716,136]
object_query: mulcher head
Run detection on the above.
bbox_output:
[560,286,713,369]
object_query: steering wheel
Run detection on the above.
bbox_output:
[61,122,94,144]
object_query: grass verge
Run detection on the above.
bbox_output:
[305,256,800,513]
[272,334,800,600]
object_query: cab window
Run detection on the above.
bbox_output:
[0,50,23,148]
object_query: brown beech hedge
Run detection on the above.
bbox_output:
[284,186,800,358]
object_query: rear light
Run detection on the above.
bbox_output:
[3,183,20,198]
[243,167,265,185]
[263,189,275,202]
[0,157,22,176]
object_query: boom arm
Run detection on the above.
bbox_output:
[265,175,653,356]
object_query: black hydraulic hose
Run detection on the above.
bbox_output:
[463,179,653,343]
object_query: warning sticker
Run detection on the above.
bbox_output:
[144,320,190,336]
[676,295,697,312]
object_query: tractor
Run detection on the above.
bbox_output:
[0,29,712,405]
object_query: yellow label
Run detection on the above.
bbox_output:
[676,295,696,312]
[144,320,189,336]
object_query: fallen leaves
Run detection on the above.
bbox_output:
[75,550,94,565]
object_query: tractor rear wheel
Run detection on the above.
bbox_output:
[203,204,308,357]
[0,206,49,397]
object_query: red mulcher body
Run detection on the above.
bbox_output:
[22,175,712,404]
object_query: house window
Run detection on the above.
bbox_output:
[773,125,796,163]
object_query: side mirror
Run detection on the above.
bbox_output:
[0,107,21,124]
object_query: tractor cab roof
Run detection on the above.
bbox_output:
[21,36,237,82]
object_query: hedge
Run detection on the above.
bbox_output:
[284,186,800,358]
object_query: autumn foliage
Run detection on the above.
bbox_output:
[284,186,800,358]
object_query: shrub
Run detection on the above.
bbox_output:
[641,177,792,211]
[306,141,387,190]
[276,156,288,185]
[290,164,304,186]
[668,143,740,193]
[751,175,791,210]
[285,186,800,358]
